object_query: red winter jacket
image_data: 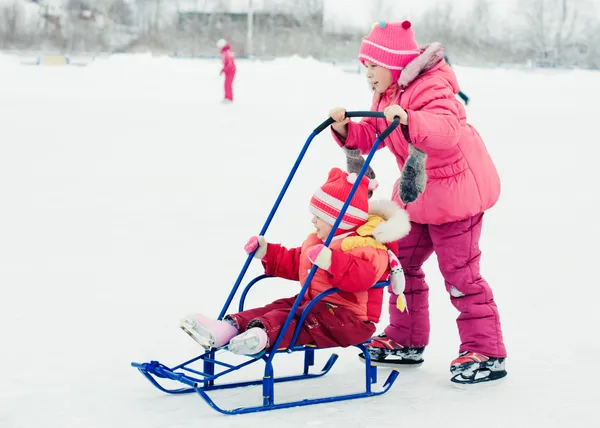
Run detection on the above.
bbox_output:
[259,203,410,323]
[262,233,387,322]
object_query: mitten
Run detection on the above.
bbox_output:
[399,144,427,203]
[244,236,267,259]
[342,146,376,198]
[307,244,332,272]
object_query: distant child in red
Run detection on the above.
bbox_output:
[217,39,236,103]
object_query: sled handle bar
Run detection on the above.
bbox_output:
[218,112,400,337]
[218,112,399,320]
[312,111,391,136]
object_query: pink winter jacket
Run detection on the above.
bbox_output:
[220,45,236,75]
[333,45,500,225]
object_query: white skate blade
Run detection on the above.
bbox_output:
[180,325,213,349]
[179,318,216,349]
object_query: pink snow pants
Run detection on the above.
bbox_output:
[385,213,507,358]
[224,71,235,101]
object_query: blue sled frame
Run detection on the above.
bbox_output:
[132,112,401,415]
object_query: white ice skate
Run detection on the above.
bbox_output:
[227,327,269,355]
[180,313,237,349]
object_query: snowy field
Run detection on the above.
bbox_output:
[1,53,599,427]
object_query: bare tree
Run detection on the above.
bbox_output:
[38,2,66,47]
[467,0,493,46]
[414,0,457,45]
[369,0,414,23]
[93,0,134,26]
[584,19,600,68]
[369,0,395,23]
[520,0,592,66]
[447,0,510,63]
[0,2,23,47]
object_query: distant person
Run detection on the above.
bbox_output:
[328,20,506,385]
[217,39,236,103]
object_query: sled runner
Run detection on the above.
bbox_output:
[131,112,401,414]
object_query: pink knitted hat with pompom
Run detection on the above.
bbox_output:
[359,21,420,81]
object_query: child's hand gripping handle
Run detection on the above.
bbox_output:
[314,111,390,135]
[378,115,400,141]
[306,244,332,272]
[244,236,267,259]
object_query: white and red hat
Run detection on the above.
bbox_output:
[216,39,230,51]
[309,168,378,230]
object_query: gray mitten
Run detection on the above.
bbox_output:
[399,144,427,203]
[342,146,376,198]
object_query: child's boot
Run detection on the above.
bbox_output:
[180,313,237,349]
[450,351,507,384]
[227,327,269,355]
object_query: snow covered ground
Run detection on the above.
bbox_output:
[1,53,598,428]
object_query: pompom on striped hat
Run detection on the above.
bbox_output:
[359,20,420,81]
[309,168,378,230]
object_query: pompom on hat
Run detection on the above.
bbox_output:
[358,20,420,81]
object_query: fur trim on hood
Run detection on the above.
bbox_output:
[369,200,411,243]
[398,42,445,88]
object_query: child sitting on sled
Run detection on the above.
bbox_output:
[180,167,411,355]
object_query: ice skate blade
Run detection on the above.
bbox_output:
[358,353,423,368]
[180,325,213,350]
[450,370,507,387]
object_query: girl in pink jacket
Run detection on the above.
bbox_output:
[180,168,411,356]
[329,21,506,384]
[216,39,236,102]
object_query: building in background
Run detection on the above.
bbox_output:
[176,0,323,30]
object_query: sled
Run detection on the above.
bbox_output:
[131,111,401,414]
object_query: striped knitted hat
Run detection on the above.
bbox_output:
[309,168,378,230]
[359,21,420,81]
